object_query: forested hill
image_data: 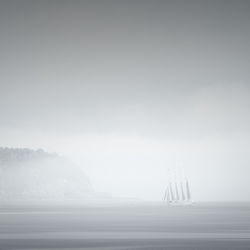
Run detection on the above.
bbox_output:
[0,147,56,166]
[0,147,93,203]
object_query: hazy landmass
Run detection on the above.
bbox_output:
[0,147,96,205]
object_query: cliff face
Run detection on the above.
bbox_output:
[0,147,93,203]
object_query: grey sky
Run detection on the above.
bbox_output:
[0,0,250,201]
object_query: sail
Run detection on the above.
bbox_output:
[163,189,167,201]
[180,182,185,201]
[185,179,191,201]
[163,185,169,201]
[169,182,175,201]
[175,182,180,201]
[166,186,171,202]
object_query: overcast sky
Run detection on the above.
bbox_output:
[0,0,250,201]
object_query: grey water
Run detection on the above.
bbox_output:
[0,202,250,250]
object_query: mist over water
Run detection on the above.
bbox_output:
[1,0,250,202]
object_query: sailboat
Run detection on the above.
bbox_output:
[163,177,192,205]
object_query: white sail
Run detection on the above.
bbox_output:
[163,189,167,201]
[175,182,180,201]
[185,179,191,201]
[163,185,169,201]
[166,186,171,202]
[180,182,185,201]
[169,182,175,201]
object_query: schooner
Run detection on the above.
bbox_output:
[163,177,192,204]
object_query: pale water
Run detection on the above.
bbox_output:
[0,203,250,249]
